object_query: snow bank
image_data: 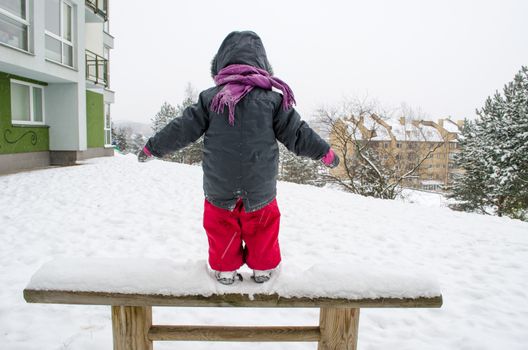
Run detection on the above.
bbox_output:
[27,258,441,300]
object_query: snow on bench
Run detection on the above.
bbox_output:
[24,258,442,350]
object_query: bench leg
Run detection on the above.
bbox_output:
[318,307,360,350]
[111,306,153,350]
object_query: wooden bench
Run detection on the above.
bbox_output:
[23,258,443,349]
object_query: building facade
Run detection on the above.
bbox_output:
[0,0,114,174]
[330,116,463,192]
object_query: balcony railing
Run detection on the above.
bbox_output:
[85,0,108,21]
[85,50,109,87]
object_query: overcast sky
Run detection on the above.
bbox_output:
[109,0,528,125]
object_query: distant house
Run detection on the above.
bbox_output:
[330,116,464,192]
[0,0,114,175]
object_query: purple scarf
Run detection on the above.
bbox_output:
[211,64,296,126]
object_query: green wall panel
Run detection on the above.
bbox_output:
[86,90,104,148]
[0,72,49,154]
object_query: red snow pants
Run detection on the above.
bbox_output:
[203,198,281,272]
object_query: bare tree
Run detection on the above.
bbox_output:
[316,99,443,199]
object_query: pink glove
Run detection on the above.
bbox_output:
[143,146,152,157]
[137,146,153,162]
[321,148,340,168]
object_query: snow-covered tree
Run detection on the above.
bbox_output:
[151,84,198,133]
[151,102,178,134]
[450,66,528,220]
[128,133,148,155]
[278,142,323,186]
[110,123,148,155]
[112,126,129,153]
[448,121,491,213]
[150,83,204,165]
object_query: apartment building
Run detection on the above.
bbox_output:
[330,116,463,192]
[0,0,114,174]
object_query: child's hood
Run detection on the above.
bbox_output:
[211,31,273,78]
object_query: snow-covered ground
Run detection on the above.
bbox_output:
[1,155,527,349]
[398,188,452,208]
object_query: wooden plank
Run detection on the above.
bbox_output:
[318,308,360,350]
[148,325,320,342]
[112,306,152,350]
[23,289,443,308]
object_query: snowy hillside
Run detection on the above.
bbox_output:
[1,155,527,350]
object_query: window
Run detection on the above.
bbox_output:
[104,103,112,146]
[45,0,74,67]
[0,0,29,51]
[10,80,45,124]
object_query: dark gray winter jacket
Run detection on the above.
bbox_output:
[146,31,330,212]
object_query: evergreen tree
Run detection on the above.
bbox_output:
[129,133,147,155]
[448,120,491,213]
[151,102,178,134]
[111,122,117,146]
[450,66,528,220]
[278,143,323,186]
[150,83,204,165]
[113,127,129,153]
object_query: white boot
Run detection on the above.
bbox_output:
[253,269,273,283]
[214,270,239,285]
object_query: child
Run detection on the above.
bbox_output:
[138,31,339,285]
